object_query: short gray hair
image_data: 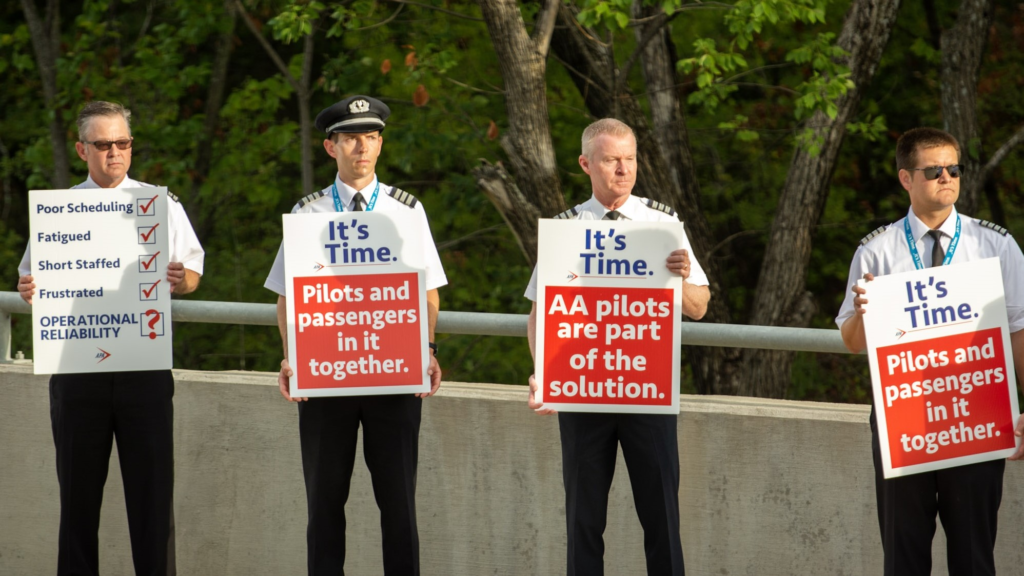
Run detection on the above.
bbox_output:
[581,118,635,158]
[77,101,132,141]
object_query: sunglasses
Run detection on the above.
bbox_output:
[82,138,133,151]
[907,164,962,180]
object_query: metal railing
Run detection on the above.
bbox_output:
[0,291,853,363]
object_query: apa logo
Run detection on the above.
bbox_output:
[895,329,907,340]
[95,348,112,363]
[566,271,579,282]
[313,262,324,271]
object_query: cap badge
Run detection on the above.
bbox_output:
[349,99,370,114]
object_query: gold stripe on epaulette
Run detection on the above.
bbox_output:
[860,225,888,246]
[166,191,180,203]
[552,208,578,220]
[297,191,328,209]
[641,197,677,217]
[386,187,418,208]
[976,219,1009,236]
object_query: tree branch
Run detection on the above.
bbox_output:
[981,123,1024,183]
[383,0,483,21]
[621,11,672,83]
[353,3,403,31]
[444,75,505,94]
[532,0,558,59]
[233,0,305,96]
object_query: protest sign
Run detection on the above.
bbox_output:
[283,211,430,397]
[535,219,683,414]
[29,188,172,374]
[862,258,1020,478]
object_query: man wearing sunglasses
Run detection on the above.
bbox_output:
[836,127,1024,575]
[16,100,204,575]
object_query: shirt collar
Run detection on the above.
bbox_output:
[582,193,639,220]
[906,206,959,240]
[80,174,137,189]
[334,174,378,208]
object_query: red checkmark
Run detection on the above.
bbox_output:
[140,223,159,242]
[142,279,161,299]
[141,251,160,270]
[140,195,158,214]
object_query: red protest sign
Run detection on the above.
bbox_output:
[535,220,683,414]
[877,328,1016,468]
[292,272,422,390]
[863,258,1020,477]
[541,286,675,408]
[283,211,431,397]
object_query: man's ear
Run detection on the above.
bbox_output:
[898,168,913,192]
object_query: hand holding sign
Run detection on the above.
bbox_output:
[527,374,556,415]
[278,359,308,402]
[18,274,35,304]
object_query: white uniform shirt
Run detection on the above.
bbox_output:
[836,207,1024,332]
[18,174,205,276]
[264,175,447,295]
[523,194,709,301]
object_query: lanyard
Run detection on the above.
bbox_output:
[903,214,960,270]
[331,179,380,212]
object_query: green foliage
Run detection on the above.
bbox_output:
[268,1,325,43]
[4,0,1024,401]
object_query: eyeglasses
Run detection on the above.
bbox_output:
[907,164,962,180]
[81,138,133,151]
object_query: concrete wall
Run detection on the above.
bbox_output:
[2,364,1024,575]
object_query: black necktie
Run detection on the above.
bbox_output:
[603,210,621,220]
[352,192,365,212]
[927,229,944,267]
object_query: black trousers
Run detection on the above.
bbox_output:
[870,409,1004,576]
[558,412,684,576]
[297,394,422,576]
[50,370,175,576]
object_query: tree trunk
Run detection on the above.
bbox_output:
[741,0,902,398]
[940,0,994,216]
[550,3,740,392]
[235,0,316,197]
[298,22,316,197]
[192,0,237,241]
[631,1,741,394]
[473,0,563,263]
[20,0,70,189]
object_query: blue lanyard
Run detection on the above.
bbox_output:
[331,179,380,212]
[903,214,960,270]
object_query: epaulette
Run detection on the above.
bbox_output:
[641,197,677,217]
[860,225,888,246]
[976,219,1009,236]
[166,191,180,203]
[387,187,418,209]
[552,207,578,220]
[297,190,328,209]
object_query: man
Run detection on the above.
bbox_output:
[837,127,1024,575]
[525,118,710,576]
[265,95,445,576]
[16,101,204,575]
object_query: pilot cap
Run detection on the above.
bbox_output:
[315,95,390,134]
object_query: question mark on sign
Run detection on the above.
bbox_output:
[144,309,160,340]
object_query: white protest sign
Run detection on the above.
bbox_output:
[862,258,1020,478]
[29,188,172,374]
[283,211,430,397]
[535,219,683,414]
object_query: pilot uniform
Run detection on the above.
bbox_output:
[19,174,204,576]
[836,207,1024,576]
[525,194,708,576]
[264,96,446,576]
